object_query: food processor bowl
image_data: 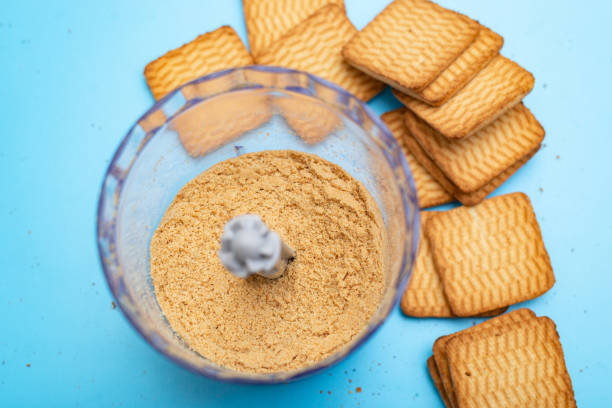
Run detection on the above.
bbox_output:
[97,66,420,383]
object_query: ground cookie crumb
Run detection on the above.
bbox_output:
[150,150,386,373]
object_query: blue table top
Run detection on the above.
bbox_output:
[2,1,611,406]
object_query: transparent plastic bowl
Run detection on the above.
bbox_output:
[97,66,420,383]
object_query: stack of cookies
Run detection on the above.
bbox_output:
[343,0,544,207]
[429,309,577,407]
[401,192,555,318]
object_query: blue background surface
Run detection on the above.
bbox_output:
[1,1,611,406]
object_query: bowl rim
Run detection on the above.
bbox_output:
[96,65,420,383]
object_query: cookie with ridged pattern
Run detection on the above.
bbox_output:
[255,4,384,101]
[411,26,503,106]
[401,212,452,317]
[342,0,479,93]
[426,193,555,317]
[427,356,451,408]
[243,0,345,58]
[396,55,534,139]
[381,109,453,208]
[169,90,271,157]
[433,308,536,408]
[399,119,539,206]
[144,26,253,100]
[400,211,507,317]
[276,95,340,144]
[404,104,545,193]
[447,316,576,408]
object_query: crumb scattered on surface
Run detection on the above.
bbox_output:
[539,187,543,192]
[150,150,386,373]
[111,301,116,309]
[356,387,362,393]
[556,155,560,159]
[26,364,30,367]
